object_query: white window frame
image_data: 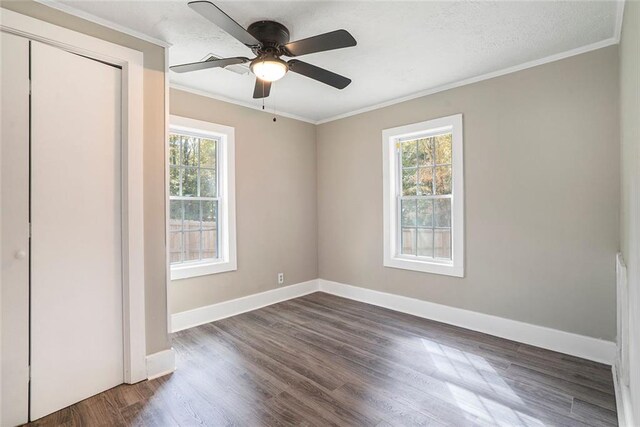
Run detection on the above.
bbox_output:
[169,115,237,280]
[382,114,464,277]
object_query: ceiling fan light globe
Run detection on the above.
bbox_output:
[251,58,288,82]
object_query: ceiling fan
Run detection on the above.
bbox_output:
[170,1,357,99]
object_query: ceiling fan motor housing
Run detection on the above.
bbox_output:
[247,21,291,54]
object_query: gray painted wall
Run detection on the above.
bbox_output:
[316,46,620,341]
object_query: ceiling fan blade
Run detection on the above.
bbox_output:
[188,1,260,47]
[283,30,356,57]
[253,79,271,99]
[288,60,351,89]
[170,56,250,73]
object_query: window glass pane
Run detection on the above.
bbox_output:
[169,200,183,231]
[401,228,416,255]
[202,229,217,259]
[170,131,225,266]
[169,231,183,264]
[402,168,417,196]
[181,136,199,167]
[417,229,434,258]
[417,138,434,166]
[418,167,433,195]
[200,138,217,168]
[202,200,217,230]
[169,166,180,197]
[435,134,452,164]
[200,169,216,198]
[417,199,433,227]
[435,165,452,195]
[184,200,201,230]
[169,134,180,165]
[184,231,201,261]
[182,167,198,197]
[401,199,417,227]
[202,201,218,260]
[434,229,452,259]
[435,199,451,227]
[401,141,417,168]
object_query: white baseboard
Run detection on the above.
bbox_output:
[613,362,637,427]
[319,279,616,365]
[171,279,319,332]
[146,348,176,380]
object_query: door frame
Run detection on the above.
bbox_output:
[1,7,146,391]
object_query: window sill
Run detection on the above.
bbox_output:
[384,256,464,277]
[170,259,237,280]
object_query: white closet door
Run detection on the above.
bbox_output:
[30,41,124,420]
[1,32,31,427]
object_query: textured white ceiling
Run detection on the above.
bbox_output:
[58,0,620,122]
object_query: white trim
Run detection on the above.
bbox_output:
[318,279,616,365]
[164,45,173,336]
[146,348,176,380]
[171,279,319,332]
[613,363,636,427]
[168,115,237,280]
[616,253,630,386]
[171,259,236,280]
[614,0,626,42]
[170,83,317,125]
[317,38,619,125]
[383,114,464,277]
[0,9,147,387]
[32,0,172,48]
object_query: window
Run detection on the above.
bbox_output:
[383,114,464,277]
[168,115,236,280]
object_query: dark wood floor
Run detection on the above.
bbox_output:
[29,292,617,426]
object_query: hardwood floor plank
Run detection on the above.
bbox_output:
[331,383,446,427]
[264,390,341,426]
[102,384,145,411]
[570,399,618,427]
[505,363,617,412]
[212,316,351,391]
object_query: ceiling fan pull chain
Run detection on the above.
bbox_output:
[262,80,265,110]
[273,93,277,122]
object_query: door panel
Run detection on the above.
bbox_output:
[30,41,123,420]
[1,32,31,427]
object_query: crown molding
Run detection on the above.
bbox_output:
[32,0,172,48]
[316,37,619,125]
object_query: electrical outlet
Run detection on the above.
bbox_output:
[277,273,284,285]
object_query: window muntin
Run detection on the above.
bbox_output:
[398,133,452,260]
[169,132,220,264]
